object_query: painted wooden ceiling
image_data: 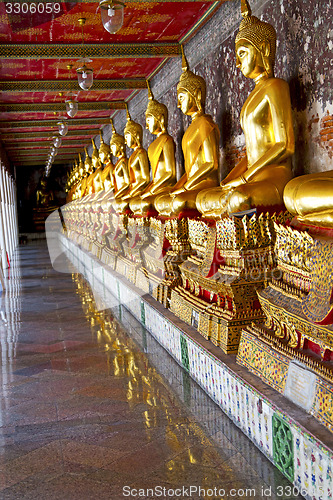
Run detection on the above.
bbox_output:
[0,0,222,167]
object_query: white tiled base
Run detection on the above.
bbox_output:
[60,235,332,500]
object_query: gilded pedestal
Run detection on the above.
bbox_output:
[170,212,286,353]
[237,222,333,432]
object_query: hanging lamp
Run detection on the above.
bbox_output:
[65,65,79,117]
[76,18,94,91]
[99,1,125,34]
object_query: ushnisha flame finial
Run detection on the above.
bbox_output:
[110,118,116,134]
[147,79,154,101]
[180,44,189,73]
[125,102,131,121]
[241,0,252,18]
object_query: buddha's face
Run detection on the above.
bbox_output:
[125,132,136,148]
[177,90,196,115]
[146,114,159,135]
[111,142,123,157]
[99,149,109,164]
[236,41,264,79]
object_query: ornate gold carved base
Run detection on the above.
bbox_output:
[170,285,263,354]
[33,206,58,232]
[91,240,105,260]
[100,246,117,269]
[237,326,333,433]
[169,213,282,353]
[140,217,194,307]
[116,217,151,285]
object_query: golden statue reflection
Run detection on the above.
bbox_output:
[196,0,294,218]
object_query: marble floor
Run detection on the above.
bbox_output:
[0,242,304,499]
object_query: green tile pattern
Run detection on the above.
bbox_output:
[141,300,146,326]
[272,413,294,482]
[180,335,190,373]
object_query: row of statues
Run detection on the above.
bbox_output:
[66,0,332,229]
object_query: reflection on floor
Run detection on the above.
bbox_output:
[0,242,304,499]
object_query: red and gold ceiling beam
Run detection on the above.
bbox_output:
[0,117,114,129]
[0,43,179,60]
[0,130,100,140]
[0,79,146,92]
[0,102,125,113]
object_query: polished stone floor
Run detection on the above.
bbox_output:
[0,242,304,499]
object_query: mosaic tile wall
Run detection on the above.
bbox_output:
[61,236,332,500]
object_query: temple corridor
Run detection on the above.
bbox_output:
[0,242,303,500]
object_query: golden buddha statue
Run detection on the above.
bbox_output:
[155,46,220,217]
[91,138,104,194]
[196,0,294,218]
[36,175,54,207]
[130,81,177,216]
[84,147,96,196]
[122,104,150,205]
[283,172,333,228]
[110,119,130,214]
[78,154,89,199]
[98,130,114,192]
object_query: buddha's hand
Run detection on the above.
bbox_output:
[170,188,185,197]
[220,175,246,189]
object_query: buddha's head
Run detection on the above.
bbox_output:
[124,103,143,148]
[98,130,111,164]
[110,119,126,158]
[235,0,276,79]
[91,138,101,169]
[84,147,93,173]
[177,45,206,116]
[77,154,86,175]
[145,80,168,136]
[78,156,84,177]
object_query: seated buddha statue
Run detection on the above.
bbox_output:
[155,46,220,217]
[196,0,294,218]
[84,147,96,197]
[91,138,104,195]
[98,130,114,193]
[130,81,176,216]
[78,154,90,199]
[122,104,150,205]
[109,119,131,214]
[283,172,333,228]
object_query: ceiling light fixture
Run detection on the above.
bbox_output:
[57,120,68,136]
[76,18,94,91]
[65,65,79,117]
[52,135,62,148]
[99,0,125,34]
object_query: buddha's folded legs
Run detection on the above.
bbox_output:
[197,179,286,218]
[114,198,130,214]
[155,190,200,216]
[284,172,333,226]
